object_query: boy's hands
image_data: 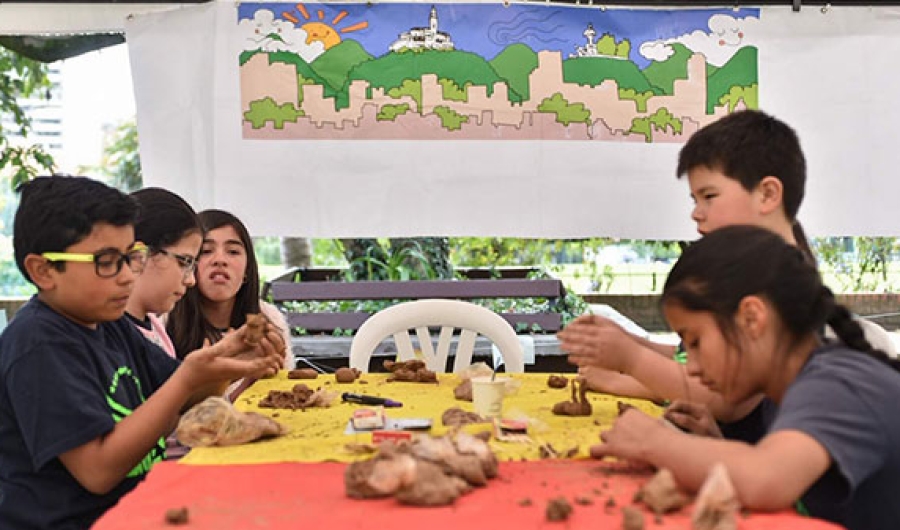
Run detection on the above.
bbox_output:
[589,407,667,462]
[180,321,286,387]
[663,400,723,438]
[558,314,638,373]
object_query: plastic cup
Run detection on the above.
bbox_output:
[471,376,507,418]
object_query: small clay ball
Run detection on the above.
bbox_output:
[288,368,319,380]
[335,367,359,383]
[164,506,189,525]
[547,375,568,389]
[546,497,573,521]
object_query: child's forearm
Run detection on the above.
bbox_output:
[628,334,678,358]
[623,349,720,406]
[58,369,196,494]
[639,429,825,511]
[183,380,233,410]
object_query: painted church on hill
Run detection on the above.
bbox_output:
[389,6,455,52]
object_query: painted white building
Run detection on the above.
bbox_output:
[572,23,599,57]
[389,6,455,52]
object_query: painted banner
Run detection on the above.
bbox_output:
[126,2,900,238]
[238,3,757,142]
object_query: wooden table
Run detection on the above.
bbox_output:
[93,373,841,529]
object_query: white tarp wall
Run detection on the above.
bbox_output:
[124,2,900,238]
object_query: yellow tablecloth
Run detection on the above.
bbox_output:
[181,372,662,465]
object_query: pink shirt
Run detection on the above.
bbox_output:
[133,313,178,358]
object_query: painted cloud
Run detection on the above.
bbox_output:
[639,14,760,67]
[238,9,326,63]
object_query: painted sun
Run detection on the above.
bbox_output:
[282,3,369,49]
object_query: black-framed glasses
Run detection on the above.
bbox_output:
[42,242,149,278]
[155,248,198,280]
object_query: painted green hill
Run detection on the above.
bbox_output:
[346,49,510,107]
[563,57,661,94]
[310,40,374,94]
[707,46,757,113]
[262,51,329,88]
[489,43,539,103]
[642,43,694,95]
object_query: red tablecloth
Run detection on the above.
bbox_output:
[93,459,841,529]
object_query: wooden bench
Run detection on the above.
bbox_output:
[263,267,567,335]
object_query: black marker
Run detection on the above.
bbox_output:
[342,392,403,408]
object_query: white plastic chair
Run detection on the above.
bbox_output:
[349,299,525,373]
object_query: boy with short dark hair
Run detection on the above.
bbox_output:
[560,109,896,438]
[0,176,284,529]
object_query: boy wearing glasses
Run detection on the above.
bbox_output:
[0,176,285,529]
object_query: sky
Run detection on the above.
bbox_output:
[56,43,135,172]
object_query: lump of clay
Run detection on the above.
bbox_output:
[243,313,266,345]
[635,468,688,515]
[547,375,568,389]
[175,396,286,447]
[287,368,318,380]
[334,367,361,383]
[441,407,485,427]
[692,463,739,530]
[545,497,573,521]
[396,460,471,506]
[383,360,438,383]
[552,379,592,416]
[453,431,499,479]
[258,384,338,409]
[345,446,418,499]
[453,379,472,401]
[622,505,645,530]
[344,432,499,507]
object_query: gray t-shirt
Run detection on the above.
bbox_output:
[770,344,900,530]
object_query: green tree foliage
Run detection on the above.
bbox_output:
[564,57,660,94]
[0,47,55,189]
[296,73,316,107]
[814,237,897,292]
[706,46,757,113]
[376,103,410,121]
[88,120,142,192]
[618,88,655,113]
[718,84,758,112]
[340,238,452,281]
[352,50,506,108]
[449,238,569,268]
[488,43,537,103]
[387,79,422,113]
[616,39,631,59]
[537,93,591,126]
[629,107,682,142]
[642,43,693,96]
[596,34,617,56]
[244,97,303,129]
[433,106,468,131]
[439,78,468,102]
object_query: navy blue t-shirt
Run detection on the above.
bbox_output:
[769,344,900,530]
[0,297,179,529]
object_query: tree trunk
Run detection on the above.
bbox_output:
[280,237,312,268]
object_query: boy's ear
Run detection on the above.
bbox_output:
[24,254,57,291]
[757,176,784,215]
[736,295,768,339]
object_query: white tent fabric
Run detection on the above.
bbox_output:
[126,2,900,238]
